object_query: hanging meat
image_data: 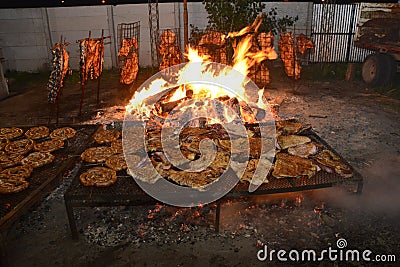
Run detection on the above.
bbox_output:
[118,38,139,85]
[196,31,227,65]
[296,33,315,55]
[246,32,277,85]
[79,38,104,83]
[279,32,301,80]
[158,30,182,70]
[47,42,70,104]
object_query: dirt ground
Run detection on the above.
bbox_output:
[0,66,399,266]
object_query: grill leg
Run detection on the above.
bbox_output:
[215,200,221,233]
[65,199,79,240]
[0,232,8,267]
[356,180,363,195]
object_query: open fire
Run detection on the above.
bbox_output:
[125,15,278,126]
[119,16,357,203]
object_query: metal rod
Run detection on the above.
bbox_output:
[215,200,221,233]
[97,29,104,106]
[356,180,363,195]
[345,5,357,63]
[65,198,79,240]
[79,31,91,117]
[183,0,188,54]
[77,35,111,42]
[56,34,63,125]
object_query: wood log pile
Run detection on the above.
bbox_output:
[118,38,139,85]
[47,41,70,104]
[158,30,182,70]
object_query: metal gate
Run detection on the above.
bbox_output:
[310,4,371,63]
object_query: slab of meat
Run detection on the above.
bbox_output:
[118,38,139,85]
[312,149,353,178]
[79,38,104,83]
[272,153,317,178]
[279,32,301,79]
[277,135,311,150]
[158,30,182,70]
[287,142,318,158]
[47,42,70,103]
[296,33,314,55]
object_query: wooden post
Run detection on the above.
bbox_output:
[97,29,104,106]
[55,35,63,125]
[345,63,357,81]
[292,26,298,93]
[79,31,91,117]
[183,0,188,54]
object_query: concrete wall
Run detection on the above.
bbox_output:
[0,2,312,72]
[0,8,51,71]
[47,6,113,70]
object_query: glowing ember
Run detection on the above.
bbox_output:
[125,16,278,126]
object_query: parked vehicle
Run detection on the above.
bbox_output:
[354,3,399,87]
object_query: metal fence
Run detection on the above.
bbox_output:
[310,4,372,63]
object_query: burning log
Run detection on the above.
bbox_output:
[156,97,190,116]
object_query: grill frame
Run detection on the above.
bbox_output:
[64,129,363,239]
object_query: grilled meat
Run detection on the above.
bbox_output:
[272,153,317,178]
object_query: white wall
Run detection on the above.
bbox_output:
[0,8,50,71]
[47,6,113,70]
[264,2,313,34]
[0,2,312,72]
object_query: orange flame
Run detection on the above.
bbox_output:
[227,14,263,39]
[126,15,276,125]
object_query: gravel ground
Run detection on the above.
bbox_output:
[1,69,399,266]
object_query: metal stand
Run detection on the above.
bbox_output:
[64,130,363,239]
[117,22,141,70]
[148,0,160,69]
[215,200,221,233]
[0,125,98,264]
[77,30,111,116]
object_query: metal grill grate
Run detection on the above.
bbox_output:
[0,125,98,232]
[64,129,363,239]
[117,22,140,69]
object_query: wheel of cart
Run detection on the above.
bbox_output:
[361,53,397,88]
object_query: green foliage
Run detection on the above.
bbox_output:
[202,0,265,32]
[260,8,298,35]
[202,0,298,35]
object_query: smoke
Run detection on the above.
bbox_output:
[313,152,400,215]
